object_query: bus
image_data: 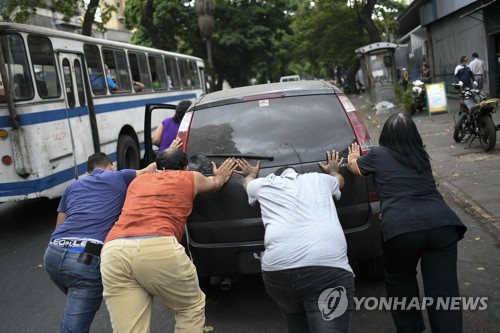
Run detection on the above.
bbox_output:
[0,22,206,202]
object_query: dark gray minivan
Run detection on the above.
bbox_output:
[144,81,383,282]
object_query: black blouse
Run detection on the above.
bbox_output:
[356,146,466,242]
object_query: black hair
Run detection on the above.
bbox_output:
[379,113,431,173]
[274,166,299,176]
[472,52,478,58]
[87,152,113,173]
[155,148,188,171]
[173,100,192,123]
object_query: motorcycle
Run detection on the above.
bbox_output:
[410,79,426,115]
[452,82,499,152]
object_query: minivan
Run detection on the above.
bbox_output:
[144,81,383,283]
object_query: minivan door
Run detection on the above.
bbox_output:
[143,103,178,165]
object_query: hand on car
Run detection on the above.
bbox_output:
[169,137,183,149]
[235,158,260,179]
[348,143,361,163]
[318,149,342,175]
[212,158,238,184]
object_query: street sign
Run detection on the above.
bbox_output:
[425,82,448,115]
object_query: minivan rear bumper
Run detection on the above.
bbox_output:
[186,201,382,277]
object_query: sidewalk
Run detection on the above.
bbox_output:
[348,93,500,242]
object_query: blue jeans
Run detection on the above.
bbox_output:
[262,266,355,333]
[44,244,103,333]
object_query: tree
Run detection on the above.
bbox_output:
[0,0,115,36]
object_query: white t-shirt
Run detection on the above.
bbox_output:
[469,58,485,76]
[246,169,352,273]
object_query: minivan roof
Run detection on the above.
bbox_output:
[195,80,342,107]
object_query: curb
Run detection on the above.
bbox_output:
[351,95,500,243]
[435,177,500,243]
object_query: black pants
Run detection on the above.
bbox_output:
[383,226,462,333]
[262,266,354,333]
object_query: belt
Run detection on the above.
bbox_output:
[50,238,103,257]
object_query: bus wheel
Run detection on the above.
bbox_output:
[117,135,140,170]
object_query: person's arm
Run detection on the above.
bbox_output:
[133,80,144,88]
[318,149,344,190]
[235,158,261,190]
[152,123,163,146]
[347,142,363,176]
[136,162,157,176]
[194,158,237,195]
[55,212,66,229]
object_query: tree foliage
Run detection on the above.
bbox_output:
[0,0,116,36]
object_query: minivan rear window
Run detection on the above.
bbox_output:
[186,94,356,173]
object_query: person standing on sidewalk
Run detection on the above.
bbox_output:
[347,112,467,333]
[454,56,476,88]
[235,151,354,333]
[469,52,487,90]
[100,147,237,333]
[43,152,157,333]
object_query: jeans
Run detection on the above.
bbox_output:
[383,226,462,333]
[262,266,355,333]
[44,244,103,333]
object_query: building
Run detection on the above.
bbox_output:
[396,0,500,98]
[24,0,132,43]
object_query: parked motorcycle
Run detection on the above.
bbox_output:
[453,82,499,152]
[410,79,426,115]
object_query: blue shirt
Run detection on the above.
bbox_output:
[51,168,136,242]
[356,146,466,241]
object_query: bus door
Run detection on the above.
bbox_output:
[57,53,95,178]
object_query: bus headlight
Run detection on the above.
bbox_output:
[0,129,8,140]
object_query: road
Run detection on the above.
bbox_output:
[0,96,499,332]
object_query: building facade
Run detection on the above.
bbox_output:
[396,0,499,97]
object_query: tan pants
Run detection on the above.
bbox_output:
[100,236,205,333]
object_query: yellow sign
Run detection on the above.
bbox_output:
[425,82,448,114]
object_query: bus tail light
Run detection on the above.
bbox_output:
[177,112,193,153]
[2,155,12,166]
[0,129,8,139]
[337,94,372,154]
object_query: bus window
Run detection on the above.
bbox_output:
[1,34,34,100]
[102,48,131,92]
[128,52,152,91]
[84,44,106,95]
[74,59,86,107]
[62,59,75,108]
[164,56,181,90]
[189,60,201,89]
[27,35,60,99]
[148,55,168,90]
[178,59,192,89]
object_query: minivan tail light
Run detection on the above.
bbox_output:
[177,112,193,153]
[337,94,372,154]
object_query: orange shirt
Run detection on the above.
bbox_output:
[105,170,195,243]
